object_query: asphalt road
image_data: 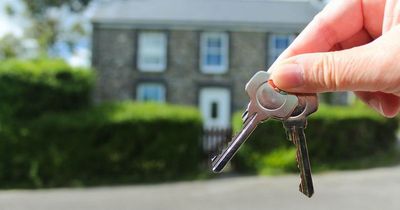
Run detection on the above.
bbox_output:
[0,166,399,210]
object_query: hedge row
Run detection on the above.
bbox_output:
[0,102,203,188]
[0,59,203,188]
[0,59,93,121]
[231,104,399,174]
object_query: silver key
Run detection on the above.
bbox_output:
[212,71,299,173]
[283,94,318,198]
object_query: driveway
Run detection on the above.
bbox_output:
[0,166,399,210]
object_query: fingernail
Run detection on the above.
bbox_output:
[368,98,385,116]
[271,63,304,89]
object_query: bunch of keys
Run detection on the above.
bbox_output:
[211,71,318,198]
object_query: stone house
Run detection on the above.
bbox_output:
[91,0,325,128]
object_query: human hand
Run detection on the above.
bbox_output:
[269,0,400,117]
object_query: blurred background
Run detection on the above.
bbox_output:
[0,0,399,210]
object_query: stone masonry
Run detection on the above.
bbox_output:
[92,25,284,112]
[92,27,136,102]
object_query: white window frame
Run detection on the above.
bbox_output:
[136,83,166,102]
[200,32,229,74]
[137,32,167,72]
[268,34,296,66]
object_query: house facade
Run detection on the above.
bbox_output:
[91,0,324,128]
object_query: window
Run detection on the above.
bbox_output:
[200,32,229,74]
[211,101,218,119]
[137,32,167,72]
[137,83,166,102]
[268,34,295,66]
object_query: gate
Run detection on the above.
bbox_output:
[202,127,232,166]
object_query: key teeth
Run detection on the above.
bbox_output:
[300,185,314,198]
[211,152,225,173]
[291,128,314,198]
[212,164,223,173]
[285,130,290,141]
[242,102,251,122]
[299,182,314,198]
[241,110,248,119]
[210,134,236,173]
[307,190,314,198]
[211,113,258,174]
[242,111,248,123]
[211,156,217,162]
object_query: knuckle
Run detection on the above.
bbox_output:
[373,43,400,93]
[312,11,337,47]
[310,53,339,91]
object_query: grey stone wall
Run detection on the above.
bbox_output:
[230,31,267,111]
[92,25,135,103]
[92,26,279,112]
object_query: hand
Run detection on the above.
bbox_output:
[269,0,400,117]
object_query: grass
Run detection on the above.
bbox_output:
[255,148,400,176]
[312,148,400,172]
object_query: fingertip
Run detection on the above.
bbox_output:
[363,92,400,118]
[380,95,400,118]
[270,63,305,92]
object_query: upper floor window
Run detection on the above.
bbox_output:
[268,34,295,66]
[200,32,229,74]
[136,83,166,102]
[137,32,167,72]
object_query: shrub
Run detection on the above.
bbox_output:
[0,102,203,188]
[0,59,93,121]
[231,104,399,174]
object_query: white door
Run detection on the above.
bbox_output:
[199,88,231,129]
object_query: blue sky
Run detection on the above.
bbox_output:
[0,0,98,67]
[0,0,27,38]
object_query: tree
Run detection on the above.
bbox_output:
[0,34,21,59]
[21,0,94,58]
[23,0,92,15]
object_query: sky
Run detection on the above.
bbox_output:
[0,0,98,67]
[0,0,27,38]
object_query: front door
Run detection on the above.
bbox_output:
[199,87,231,129]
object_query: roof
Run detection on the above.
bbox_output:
[92,0,324,31]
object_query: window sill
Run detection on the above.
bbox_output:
[137,68,166,73]
[200,66,228,75]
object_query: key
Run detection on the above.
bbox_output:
[211,71,299,173]
[283,94,318,198]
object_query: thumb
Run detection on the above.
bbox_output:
[269,32,400,94]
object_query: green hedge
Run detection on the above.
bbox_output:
[0,59,93,121]
[231,104,399,174]
[0,102,203,188]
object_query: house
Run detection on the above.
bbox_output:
[91,0,325,129]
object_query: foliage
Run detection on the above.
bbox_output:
[231,104,399,174]
[0,59,203,188]
[4,3,16,16]
[0,34,24,59]
[0,59,93,121]
[29,18,59,56]
[5,0,94,58]
[23,0,92,15]
[0,102,203,188]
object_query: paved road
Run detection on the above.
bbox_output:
[0,166,399,210]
